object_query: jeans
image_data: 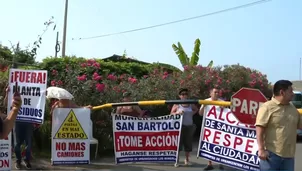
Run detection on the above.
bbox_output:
[259,151,294,171]
[14,122,34,162]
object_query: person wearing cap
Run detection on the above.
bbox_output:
[199,87,224,170]
[170,88,198,167]
[116,92,145,117]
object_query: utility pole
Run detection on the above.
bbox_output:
[61,0,68,57]
[12,42,20,69]
[55,32,60,57]
[299,58,302,80]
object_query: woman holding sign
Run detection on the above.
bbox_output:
[170,88,198,167]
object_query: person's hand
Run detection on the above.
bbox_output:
[176,110,184,115]
[12,91,22,111]
[5,86,10,94]
[258,149,269,160]
[51,101,59,110]
[84,105,93,110]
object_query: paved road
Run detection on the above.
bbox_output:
[12,141,302,170]
[85,141,302,171]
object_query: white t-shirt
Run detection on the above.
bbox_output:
[199,97,224,111]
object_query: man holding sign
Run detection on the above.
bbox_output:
[0,82,22,138]
[199,87,224,170]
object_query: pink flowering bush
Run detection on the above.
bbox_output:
[0,56,272,156]
[44,57,272,156]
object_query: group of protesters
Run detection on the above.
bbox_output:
[0,79,300,171]
[0,86,92,170]
[113,80,302,171]
[117,88,223,170]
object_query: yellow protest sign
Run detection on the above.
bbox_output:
[54,109,88,139]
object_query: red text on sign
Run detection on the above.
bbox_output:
[115,131,179,152]
[10,71,46,84]
[0,160,9,168]
[56,142,67,151]
[207,106,255,128]
[68,142,86,151]
[56,142,86,158]
[203,128,254,153]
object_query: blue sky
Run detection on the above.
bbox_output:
[0,0,301,83]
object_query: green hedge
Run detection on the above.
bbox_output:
[39,56,180,79]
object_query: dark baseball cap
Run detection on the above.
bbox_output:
[178,88,189,95]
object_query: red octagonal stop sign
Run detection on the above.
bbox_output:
[231,88,268,125]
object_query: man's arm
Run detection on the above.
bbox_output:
[256,126,266,151]
[199,105,205,116]
[255,105,270,152]
[3,87,9,107]
[0,91,22,139]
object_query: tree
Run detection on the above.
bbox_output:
[0,16,56,69]
[172,38,213,68]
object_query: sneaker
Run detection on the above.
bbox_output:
[184,159,192,166]
[23,160,32,169]
[174,163,179,167]
[204,165,214,170]
[15,160,21,170]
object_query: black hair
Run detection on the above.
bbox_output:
[273,80,292,96]
[178,88,189,95]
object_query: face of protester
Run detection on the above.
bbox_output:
[210,88,220,100]
[123,96,131,102]
[179,91,188,100]
[280,86,294,103]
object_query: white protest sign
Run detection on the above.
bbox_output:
[112,114,183,164]
[51,108,90,165]
[0,133,12,171]
[198,106,259,171]
[7,69,47,124]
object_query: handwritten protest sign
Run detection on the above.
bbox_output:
[112,114,183,164]
[7,69,47,124]
[0,133,11,171]
[197,106,259,171]
[51,108,90,165]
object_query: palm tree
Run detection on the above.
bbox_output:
[172,38,213,68]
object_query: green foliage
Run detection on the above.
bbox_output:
[172,42,189,67]
[0,56,272,157]
[40,56,180,79]
[172,38,214,68]
[0,45,13,61]
[44,58,271,156]
[190,38,201,66]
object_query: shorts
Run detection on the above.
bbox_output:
[179,125,196,152]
